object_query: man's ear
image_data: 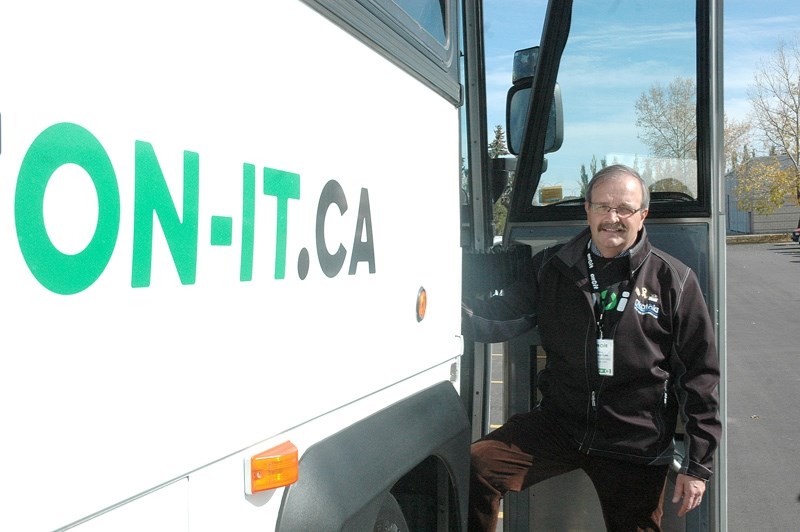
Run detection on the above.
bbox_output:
[639,208,650,226]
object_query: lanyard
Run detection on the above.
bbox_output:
[586,242,630,339]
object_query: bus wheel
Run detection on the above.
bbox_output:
[373,493,408,532]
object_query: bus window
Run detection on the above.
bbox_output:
[512,0,706,219]
[304,0,458,103]
[393,0,447,44]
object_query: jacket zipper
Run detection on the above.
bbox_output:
[579,298,599,454]
[654,380,669,441]
[579,388,601,453]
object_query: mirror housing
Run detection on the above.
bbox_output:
[506,82,563,155]
[505,47,564,156]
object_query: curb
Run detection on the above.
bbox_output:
[726,233,793,244]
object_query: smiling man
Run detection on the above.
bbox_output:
[463,165,721,531]
[585,168,649,258]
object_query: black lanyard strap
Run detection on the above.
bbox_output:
[586,241,630,339]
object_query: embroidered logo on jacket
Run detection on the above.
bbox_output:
[634,287,660,318]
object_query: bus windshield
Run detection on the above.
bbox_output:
[501,0,703,217]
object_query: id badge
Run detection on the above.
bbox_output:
[597,339,614,376]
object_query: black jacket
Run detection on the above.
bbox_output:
[464,227,720,479]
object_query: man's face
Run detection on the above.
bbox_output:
[584,174,649,257]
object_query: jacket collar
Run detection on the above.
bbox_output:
[554,226,652,278]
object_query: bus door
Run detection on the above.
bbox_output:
[494,0,727,530]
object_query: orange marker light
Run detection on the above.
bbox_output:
[248,441,298,494]
[416,287,427,322]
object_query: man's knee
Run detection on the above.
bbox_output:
[470,438,533,494]
[470,439,496,475]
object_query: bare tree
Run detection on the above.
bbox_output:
[636,77,752,197]
[635,79,752,167]
[635,77,697,161]
[724,114,753,171]
[745,35,800,206]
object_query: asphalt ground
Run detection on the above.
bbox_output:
[726,240,800,530]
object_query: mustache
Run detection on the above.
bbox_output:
[598,223,626,231]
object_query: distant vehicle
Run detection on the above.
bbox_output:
[792,217,800,243]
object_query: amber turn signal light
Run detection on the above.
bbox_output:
[416,287,427,322]
[247,440,298,494]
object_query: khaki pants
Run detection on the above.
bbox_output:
[468,410,669,532]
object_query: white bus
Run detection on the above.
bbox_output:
[0,0,725,530]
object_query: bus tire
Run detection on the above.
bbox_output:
[373,493,408,532]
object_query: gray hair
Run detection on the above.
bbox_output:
[585,164,650,210]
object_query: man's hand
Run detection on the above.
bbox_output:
[672,473,707,517]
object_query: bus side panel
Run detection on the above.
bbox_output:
[277,382,470,531]
[67,480,189,532]
[0,1,462,530]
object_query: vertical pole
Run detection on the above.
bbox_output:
[710,0,728,530]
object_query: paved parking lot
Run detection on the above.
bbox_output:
[726,241,800,530]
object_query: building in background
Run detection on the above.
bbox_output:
[725,155,800,234]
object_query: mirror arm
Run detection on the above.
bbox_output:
[509,0,573,217]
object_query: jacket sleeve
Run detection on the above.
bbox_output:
[462,250,543,344]
[672,268,721,480]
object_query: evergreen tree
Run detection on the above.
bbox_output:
[579,164,589,198]
[488,125,510,158]
[488,125,512,236]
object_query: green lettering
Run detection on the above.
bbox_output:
[240,163,256,281]
[15,123,119,295]
[263,167,300,280]
[132,142,199,287]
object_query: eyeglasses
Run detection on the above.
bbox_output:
[588,202,643,218]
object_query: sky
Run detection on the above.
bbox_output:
[723,1,800,122]
[481,0,800,170]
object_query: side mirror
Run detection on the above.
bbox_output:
[506,83,563,156]
[505,46,564,156]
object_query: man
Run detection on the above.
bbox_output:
[464,165,720,531]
